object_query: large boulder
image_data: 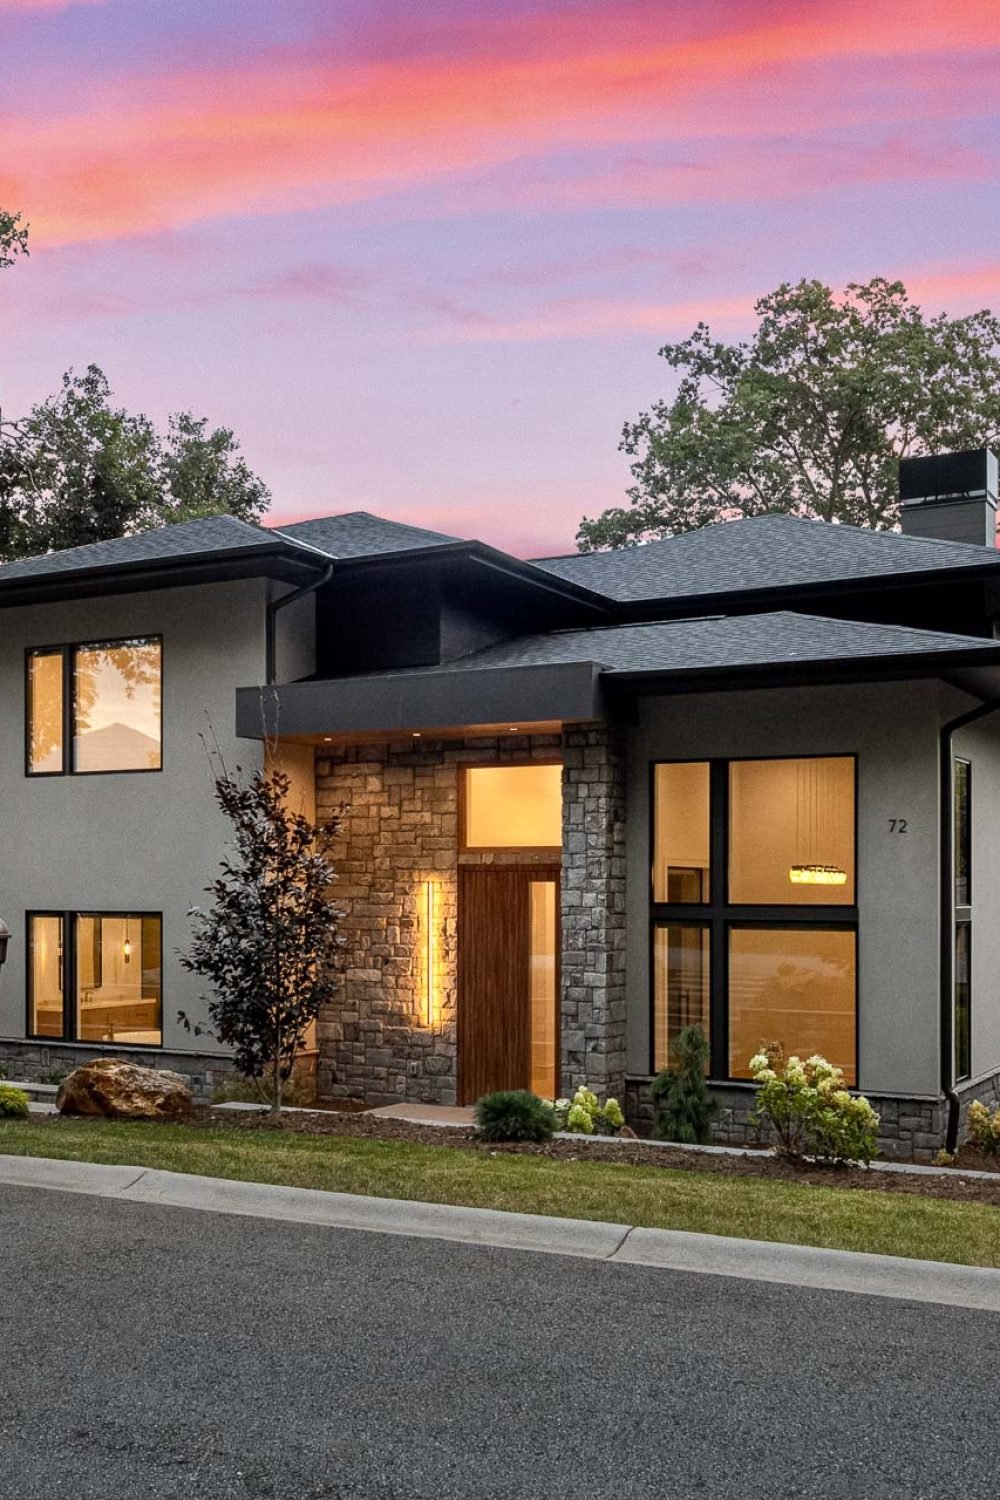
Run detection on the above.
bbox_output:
[56,1058,194,1121]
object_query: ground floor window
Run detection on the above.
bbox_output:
[651,757,857,1083]
[28,912,163,1046]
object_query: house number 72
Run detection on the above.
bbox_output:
[888,818,908,833]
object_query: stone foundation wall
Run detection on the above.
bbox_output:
[314,727,628,1109]
[0,1039,236,1102]
[625,1076,954,1160]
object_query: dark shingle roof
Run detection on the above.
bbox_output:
[273,512,460,559]
[0,514,283,584]
[419,611,1000,678]
[534,513,1000,604]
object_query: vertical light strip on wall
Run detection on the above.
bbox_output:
[424,879,436,1027]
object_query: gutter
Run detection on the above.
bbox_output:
[265,561,335,685]
[939,695,1000,1152]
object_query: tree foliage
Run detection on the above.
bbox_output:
[0,208,28,270]
[0,366,270,560]
[180,758,343,1115]
[578,278,1000,548]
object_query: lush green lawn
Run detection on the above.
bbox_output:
[2,1118,999,1267]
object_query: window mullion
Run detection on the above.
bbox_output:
[709,760,728,1079]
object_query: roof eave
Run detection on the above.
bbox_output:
[0,540,326,607]
[330,539,612,614]
[586,558,1000,615]
[606,644,1000,695]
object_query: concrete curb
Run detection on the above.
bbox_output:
[3,1152,1000,1311]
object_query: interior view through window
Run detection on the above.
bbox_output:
[461,764,561,1098]
[27,637,162,774]
[29,912,163,1046]
[652,756,856,1083]
[462,763,562,849]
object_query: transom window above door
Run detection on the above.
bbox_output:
[461,764,562,851]
[27,636,162,775]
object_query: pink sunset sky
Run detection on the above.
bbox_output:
[1,0,999,556]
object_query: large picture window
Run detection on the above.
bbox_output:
[28,911,162,1046]
[27,637,162,775]
[651,757,857,1082]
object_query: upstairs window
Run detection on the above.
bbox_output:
[27,637,162,775]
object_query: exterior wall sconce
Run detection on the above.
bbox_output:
[422,880,437,1027]
[0,920,9,967]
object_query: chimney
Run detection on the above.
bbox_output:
[899,448,998,548]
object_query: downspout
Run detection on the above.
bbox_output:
[265,563,335,686]
[939,695,1000,1152]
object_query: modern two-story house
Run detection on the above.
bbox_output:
[2,448,1000,1157]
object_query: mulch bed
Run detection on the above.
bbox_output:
[30,1104,1000,1207]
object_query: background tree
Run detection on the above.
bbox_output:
[579,277,1000,548]
[0,366,270,560]
[180,753,343,1115]
[0,208,28,269]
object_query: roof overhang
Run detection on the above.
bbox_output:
[236,660,606,740]
[0,543,324,608]
[607,646,1000,699]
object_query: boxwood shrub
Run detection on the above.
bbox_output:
[475,1090,556,1142]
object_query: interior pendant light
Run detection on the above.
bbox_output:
[789,759,846,887]
[123,917,132,965]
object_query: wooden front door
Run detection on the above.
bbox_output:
[458,866,560,1105]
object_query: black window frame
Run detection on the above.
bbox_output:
[26,909,164,1047]
[954,757,972,1082]
[25,635,164,778]
[649,754,859,1083]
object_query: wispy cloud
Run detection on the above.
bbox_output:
[0,0,103,11]
[5,0,999,246]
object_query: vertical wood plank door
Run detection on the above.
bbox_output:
[458,866,560,1105]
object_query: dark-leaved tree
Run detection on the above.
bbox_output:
[579,277,1000,548]
[0,365,271,561]
[180,757,343,1115]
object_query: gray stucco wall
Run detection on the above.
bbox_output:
[952,711,1000,1085]
[0,578,271,1057]
[625,680,971,1099]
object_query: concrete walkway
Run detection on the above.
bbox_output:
[2,1151,998,1312]
[367,1101,477,1127]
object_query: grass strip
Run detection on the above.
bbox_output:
[2,1118,999,1267]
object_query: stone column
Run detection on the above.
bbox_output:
[560,725,628,1100]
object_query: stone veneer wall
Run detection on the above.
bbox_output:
[624,1075,1000,1161]
[560,727,628,1100]
[314,725,628,1108]
[0,1039,237,1102]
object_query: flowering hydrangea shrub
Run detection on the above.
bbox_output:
[549,1087,625,1136]
[750,1049,879,1165]
[967,1100,1000,1155]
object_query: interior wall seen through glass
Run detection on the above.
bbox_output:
[653,762,710,902]
[729,757,855,905]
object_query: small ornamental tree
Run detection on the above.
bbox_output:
[180,757,343,1115]
[650,1025,715,1144]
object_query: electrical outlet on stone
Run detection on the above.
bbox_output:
[408,1060,419,1077]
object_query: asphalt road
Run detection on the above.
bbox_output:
[1,1185,998,1500]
